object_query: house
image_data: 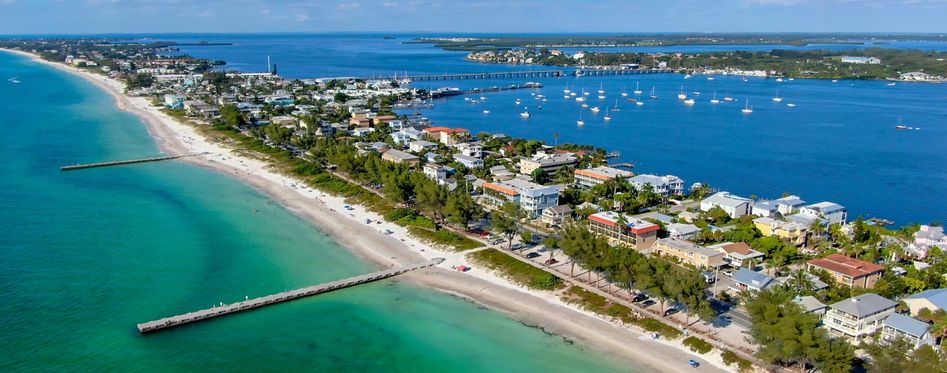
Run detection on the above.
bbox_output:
[908,225,947,259]
[823,293,897,341]
[423,127,470,145]
[902,288,947,316]
[677,211,700,223]
[163,94,185,109]
[752,200,779,217]
[840,56,881,64]
[881,313,935,348]
[454,142,483,158]
[350,127,375,137]
[807,253,884,288]
[794,296,828,315]
[423,163,450,184]
[666,223,701,240]
[800,202,848,226]
[576,202,605,214]
[753,217,809,246]
[409,140,438,153]
[700,192,752,219]
[730,268,775,292]
[541,205,574,226]
[481,179,559,218]
[710,242,764,268]
[652,238,726,268]
[775,272,829,292]
[519,152,578,175]
[381,149,419,166]
[271,115,298,128]
[588,211,660,250]
[774,195,806,215]
[422,152,442,163]
[390,132,412,145]
[574,166,634,189]
[628,174,685,197]
[454,154,484,169]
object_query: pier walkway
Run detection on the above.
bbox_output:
[137,258,444,333]
[60,153,209,171]
[342,68,674,82]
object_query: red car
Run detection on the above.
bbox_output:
[544,258,559,265]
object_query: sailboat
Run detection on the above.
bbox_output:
[515,98,522,105]
[684,98,695,105]
[577,112,585,126]
[611,99,621,112]
[677,85,687,100]
[604,113,612,121]
[598,83,605,94]
[621,85,628,97]
[895,116,909,130]
[741,99,753,114]
[649,86,658,99]
[710,91,720,104]
[564,84,571,94]
[633,82,643,95]
[520,108,530,118]
[590,106,600,113]
[707,76,715,81]
[772,88,783,102]
[483,110,491,114]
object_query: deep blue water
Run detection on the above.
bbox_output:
[163,33,947,226]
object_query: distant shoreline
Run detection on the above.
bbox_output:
[0,48,733,373]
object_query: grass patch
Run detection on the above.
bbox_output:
[560,286,683,339]
[467,248,563,290]
[683,336,713,354]
[721,350,754,372]
[386,208,437,229]
[409,227,482,252]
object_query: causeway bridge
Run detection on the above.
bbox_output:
[137,258,444,334]
[344,68,674,82]
[60,153,209,171]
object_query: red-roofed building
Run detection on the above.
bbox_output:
[423,127,470,145]
[574,166,634,189]
[588,211,659,250]
[807,254,885,288]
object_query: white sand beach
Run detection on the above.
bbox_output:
[3,48,734,372]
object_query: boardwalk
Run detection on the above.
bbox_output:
[137,258,444,333]
[60,153,209,171]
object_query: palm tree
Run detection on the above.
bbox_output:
[553,131,560,147]
[788,269,815,294]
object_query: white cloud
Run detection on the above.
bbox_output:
[337,2,361,10]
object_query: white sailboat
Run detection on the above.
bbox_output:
[604,113,612,121]
[581,103,589,108]
[741,99,753,114]
[677,85,687,100]
[684,98,695,105]
[611,99,621,112]
[483,110,491,114]
[621,85,628,97]
[520,108,530,117]
[577,112,585,126]
[786,103,796,107]
[564,84,571,94]
[772,88,783,102]
[598,83,605,94]
[636,101,644,106]
[649,86,658,99]
[633,82,643,95]
[590,106,600,113]
[710,91,720,104]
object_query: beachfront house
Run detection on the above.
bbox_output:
[573,166,634,189]
[628,174,684,197]
[807,253,884,288]
[753,217,809,246]
[587,211,660,250]
[481,179,559,219]
[541,205,573,226]
[881,313,935,349]
[902,288,947,316]
[800,202,848,226]
[823,293,897,342]
[652,238,725,268]
[700,192,752,219]
[423,127,470,145]
[709,242,765,268]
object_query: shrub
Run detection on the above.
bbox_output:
[721,350,754,372]
[468,249,563,290]
[683,336,713,354]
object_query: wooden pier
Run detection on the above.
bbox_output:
[60,153,208,171]
[137,258,445,334]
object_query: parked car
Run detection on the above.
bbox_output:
[544,258,559,265]
[663,308,679,317]
[632,294,648,303]
[702,271,716,283]
[525,252,541,259]
[511,243,524,250]
[722,269,734,278]
[642,299,656,307]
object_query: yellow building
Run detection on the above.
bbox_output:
[753,217,808,246]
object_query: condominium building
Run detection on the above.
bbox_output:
[700,192,752,219]
[481,178,559,218]
[573,166,634,189]
[588,211,659,250]
[800,201,848,226]
[652,238,726,268]
[519,152,578,175]
[628,174,684,197]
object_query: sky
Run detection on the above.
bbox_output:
[1,0,946,35]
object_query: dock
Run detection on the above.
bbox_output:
[137,258,444,334]
[60,153,208,171]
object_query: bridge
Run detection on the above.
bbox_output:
[137,258,444,334]
[341,68,675,82]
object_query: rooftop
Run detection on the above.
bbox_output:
[575,166,634,181]
[905,288,947,310]
[703,191,751,208]
[589,211,660,234]
[830,293,896,318]
[807,254,885,278]
[883,313,930,337]
[655,238,721,258]
[732,268,774,290]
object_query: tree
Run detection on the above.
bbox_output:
[219,103,247,128]
[492,202,524,250]
[415,181,448,227]
[864,338,947,373]
[542,237,559,263]
[519,230,533,246]
[445,192,481,230]
[530,168,550,184]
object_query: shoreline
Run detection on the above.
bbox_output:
[2,48,733,373]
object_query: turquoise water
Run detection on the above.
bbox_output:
[0,52,631,371]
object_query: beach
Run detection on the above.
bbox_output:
[2,48,733,372]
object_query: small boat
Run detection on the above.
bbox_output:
[576,96,585,102]
[677,85,687,100]
[480,96,487,100]
[788,78,795,81]
[887,82,897,86]
[649,86,658,99]
[710,91,720,104]
[482,110,490,114]
[635,101,644,106]
[633,82,643,95]
[692,91,701,96]
[8,77,21,84]
[564,84,571,94]
[590,106,600,112]
[598,95,606,100]
[776,77,784,82]
[684,74,692,79]
[707,76,715,81]
[741,99,753,114]
[564,95,571,99]
[520,108,530,118]
[577,113,585,126]
[772,88,783,102]
[515,99,522,105]
[611,100,621,112]
[786,103,796,107]
[604,114,612,121]
[832,79,838,83]
[581,103,589,108]
[723,96,734,102]
[683,98,695,105]
[570,92,577,96]
[621,85,628,97]
[895,116,909,130]
[598,83,605,94]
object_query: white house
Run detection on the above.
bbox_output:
[666,223,701,240]
[801,202,848,225]
[628,174,684,197]
[423,164,450,184]
[409,140,438,153]
[454,154,484,169]
[482,179,559,219]
[700,192,752,219]
[881,313,935,349]
[454,142,483,158]
[823,293,897,341]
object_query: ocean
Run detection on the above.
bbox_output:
[0,51,630,371]
[165,33,947,225]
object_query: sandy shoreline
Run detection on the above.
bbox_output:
[3,48,733,372]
